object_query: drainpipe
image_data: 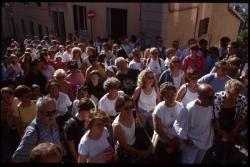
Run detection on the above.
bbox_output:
[168,3,199,39]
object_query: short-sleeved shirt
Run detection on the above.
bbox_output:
[98,91,124,117]
[197,73,232,93]
[153,101,186,141]
[13,101,37,128]
[47,92,72,116]
[116,69,140,96]
[78,127,110,163]
[64,117,86,152]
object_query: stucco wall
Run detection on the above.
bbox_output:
[65,3,140,40]
[209,3,241,47]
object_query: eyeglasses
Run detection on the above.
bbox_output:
[172,60,180,63]
[220,67,228,71]
[201,95,215,99]
[42,110,56,117]
[152,52,158,55]
[23,93,32,99]
[189,75,199,80]
[147,75,154,80]
[124,105,134,110]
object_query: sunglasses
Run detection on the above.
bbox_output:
[42,110,56,117]
[124,105,134,110]
[189,76,199,80]
[172,60,180,63]
[147,76,154,80]
[23,93,32,99]
[201,95,215,99]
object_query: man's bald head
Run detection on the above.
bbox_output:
[197,84,214,97]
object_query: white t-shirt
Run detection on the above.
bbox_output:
[78,127,110,163]
[185,100,214,150]
[47,92,72,116]
[138,88,157,112]
[147,58,166,75]
[129,60,144,71]
[62,51,72,63]
[153,101,185,140]
[172,70,184,89]
[98,91,124,117]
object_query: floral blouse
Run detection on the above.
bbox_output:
[214,91,248,121]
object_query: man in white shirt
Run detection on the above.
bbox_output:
[62,45,72,63]
[146,47,166,79]
[173,84,215,164]
[128,48,144,71]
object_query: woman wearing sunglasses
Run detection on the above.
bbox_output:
[176,67,199,106]
[112,94,152,163]
[133,68,160,136]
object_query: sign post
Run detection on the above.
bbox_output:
[87,11,96,41]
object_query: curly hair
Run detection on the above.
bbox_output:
[137,68,157,88]
[87,108,111,129]
[103,77,121,91]
[224,79,244,94]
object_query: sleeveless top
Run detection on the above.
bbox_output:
[138,88,157,112]
[112,114,136,145]
[181,86,198,106]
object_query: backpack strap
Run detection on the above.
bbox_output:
[34,124,40,145]
[180,83,188,102]
[135,88,141,107]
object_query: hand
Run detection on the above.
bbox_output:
[212,119,220,130]
[169,138,179,151]
[184,139,193,146]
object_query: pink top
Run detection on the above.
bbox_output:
[65,70,85,91]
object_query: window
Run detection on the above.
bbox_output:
[29,21,35,36]
[21,19,26,35]
[198,18,209,37]
[38,24,43,39]
[73,5,87,31]
[45,26,49,36]
[36,2,41,7]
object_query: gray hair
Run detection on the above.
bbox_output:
[103,77,121,91]
[115,57,126,66]
[53,69,66,78]
[36,96,56,112]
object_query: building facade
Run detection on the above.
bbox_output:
[2,2,243,49]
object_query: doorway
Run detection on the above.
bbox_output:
[52,11,66,43]
[110,8,127,40]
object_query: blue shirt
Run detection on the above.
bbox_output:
[197,73,232,93]
[12,118,61,162]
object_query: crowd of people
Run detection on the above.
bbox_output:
[1,32,248,163]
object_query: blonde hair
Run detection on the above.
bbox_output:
[71,47,82,56]
[150,47,158,54]
[224,79,243,94]
[137,68,157,88]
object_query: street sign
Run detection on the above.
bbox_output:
[87,11,96,19]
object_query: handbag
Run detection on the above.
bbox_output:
[132,110,152,150]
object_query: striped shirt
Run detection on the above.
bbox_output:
[12,118,61,162]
